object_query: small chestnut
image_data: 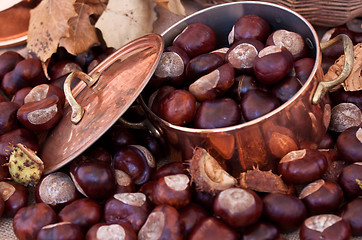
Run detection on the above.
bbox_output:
[173,23,217,58]
[13,203,57,240]
[263,192,307,232]
[24,83,66,107]
[86,222,137,240]
[278,149,328,185]
[37,222,84,240]
[148,85,176,117]
[152,161,188,180]
[152,173,192,209]
[339,197,362,236]
[138,205,183,240]
[329,103,361,133]
[179,203,209,238]
[0,181,29,217]
[114,169,135,194]
[186,52,224,81]
[0,51,24,80]
[11,87,32,106]
[299,179,344,215]
[213,187,263,228]
[188,217,238,240]
[338,162,362,197]
[0,101,19,135]
[294,57,315,84]
[242,221,280,240]
[104,192,152,232]
[336,127,362,163]
[58,198,102,231]
[48,60,82,80]
[271,76,302,103]
[300,214,351,240]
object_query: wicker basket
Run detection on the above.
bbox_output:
[196,0,362,27]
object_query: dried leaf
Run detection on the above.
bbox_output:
[95,0,157,50]
[59,1,101,55]
[154,0,186,16]
[27,0,78,62]
[324,42,362,92]
[80,0,108,16]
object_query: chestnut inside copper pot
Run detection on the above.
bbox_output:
[138,2,354,176]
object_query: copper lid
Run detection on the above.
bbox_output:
[40,33,164,173]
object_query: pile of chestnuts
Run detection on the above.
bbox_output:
[0,13,361,240]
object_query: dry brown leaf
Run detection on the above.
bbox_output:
[324,42,362,91]
[79,0,108,16]
[59,1,101,55]
[27,0,77,62]
[95,0,157,50]
[154,0,186,16]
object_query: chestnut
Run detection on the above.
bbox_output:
[271,76,302,103]
[11,87,32,106]
[138,205,183,240]
[278,149,328,185]
[102,124,137,152]
[58,198,102,231]
[148,85,176,117]
[152,173,192,209]
[329,88,362,110]
[318,132,335,149]
[114,169,135,194]
[225,38,264,73]
[300,214,351,240]
[70,159,116,200]
[329,103,361,133]
[13,203,57,240]
[37,222,84,240]
[188,217,238,240]
[186,52,224,81]
[48,60,82,80]
[229,14,271,44]
[17,96,63,131]
[339,197,362,236]
[253,45,294,85]
[152,161,188,180]
[194,97,241,129]
[138,180,157,203]
[0,51,24,80]
[86,222,137,240]
[294,57,315,84]
[0,101,19,135]
[336,127,362,163]
[35,171,80,211]
[266,29,307,60]
[240,89,280,121]
[113,145,155,186]
[228,74,268,101]
[179,203,209,238]
[0,181,29,217]
[213,187,263,228]
[104,192,152,232]
[242,221,280,240]
[87,47,116,73]
[339,162,362,197]
[262,192,307,232]
[84,146,112,164]
[189,63,235,102]
[24,83,66,107]
[299,179,344,215]
[158,89,197,126]
[173,23,217,58]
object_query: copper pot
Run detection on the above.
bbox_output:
[136,1,354,176]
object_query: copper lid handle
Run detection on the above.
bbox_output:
[64,71,101,124]
[312,34,354,104]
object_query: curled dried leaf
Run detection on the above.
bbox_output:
[324,43,362,92]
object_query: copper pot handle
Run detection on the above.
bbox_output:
[312,34,354,104]
[64,71,101,124]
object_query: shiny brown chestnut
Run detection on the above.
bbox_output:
[148,85,176,118]
[48,60,82,80]
[329,88,362,110]
[0,181,29,217]
[152,173,191,209]
[113,145,155,186]
[104,192,152,232]
[278,149,328,185]
[37,222,84,240]
[153,161,188,180]
[138,204,183,240]
[138,180,156,203]
[58,198,102,231]
[86,222,137,240]
[253,45,294,85]
[102,124,137,152]
[0,51,24,80]
[272,76,302,103]
[186,52,224,81]
[266,29,307,60]
[336,127,362,163]
[339,162,362,197]
[194,97,241,129]
[13,203,57,240]
[11,87,32,106]
[35,172,80,211]
[318,133,335,149]
[242,221,280,240]
[114,169,135,194]
[173,23,217,58]
[0,101,19,135]
[299,179,344,215]
[158,89,197,126]
[263,192,307,232]
[339,197,362,236]
[213,187,263,228]
[17,96,63,131]
[240,89,280,122]
[225,38,264,74]
[24,83,66,107]
[294,57,315,84]
[189,63,235,102]
[84,146,112,164]
[179,203,209,238]
[329,103,361,133]
[300,214,351,240]
[228,14,271,44]
[188,217,238,240]
[228,74,268,102]
[70,159,116,200]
